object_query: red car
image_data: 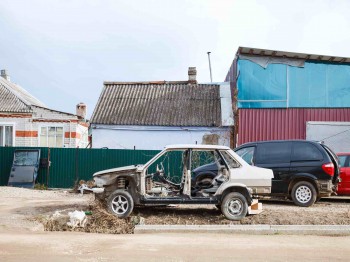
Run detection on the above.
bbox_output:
[337,153,350,195]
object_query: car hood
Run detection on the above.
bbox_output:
[93,165,138,177]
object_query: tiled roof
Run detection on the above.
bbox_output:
[91,82,222,127]
[0,77,46,113]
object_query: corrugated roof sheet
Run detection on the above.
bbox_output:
[237,46,350,63]
[91,82,222,127]
[0,77,46,113]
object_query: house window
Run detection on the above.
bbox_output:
[39,126,64,147]
[0,125,14,147]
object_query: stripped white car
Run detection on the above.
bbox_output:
[92,145,273,221]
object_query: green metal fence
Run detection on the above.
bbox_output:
[0,147,162,188]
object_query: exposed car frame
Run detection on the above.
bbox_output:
[92,144,273,221]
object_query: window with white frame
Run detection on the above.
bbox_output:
[39,126,64,147]
[0,124,14,147]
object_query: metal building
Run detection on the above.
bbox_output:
[225,47,350,152]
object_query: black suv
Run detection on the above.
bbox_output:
[234,140,340,207]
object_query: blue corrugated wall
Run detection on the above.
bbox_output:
[237,59,350,108]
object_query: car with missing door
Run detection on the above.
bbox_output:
[92,144,273,221]
[234,140,340,207]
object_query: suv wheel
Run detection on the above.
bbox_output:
[221,192,248,220]
[291,181,317,207]
[107,190,134,218]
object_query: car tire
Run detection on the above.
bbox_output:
[107,190,134,218]
[291,181,317,207]
[195,176,213,189]
[221,192,248,221]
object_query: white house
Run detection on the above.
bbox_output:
[0,70,89,148]
[90,67,234,150]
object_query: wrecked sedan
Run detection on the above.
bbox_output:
[92,145,273,221]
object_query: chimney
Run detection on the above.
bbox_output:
[188,67,197,84]
[1,69,10,81]
[76,102,87,120]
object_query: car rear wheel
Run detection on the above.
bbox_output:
[291,181,317,207]
[107,190,134,218]
[221,192,248,220]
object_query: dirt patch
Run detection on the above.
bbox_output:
[132,199,350,225]
[40,198,350,234]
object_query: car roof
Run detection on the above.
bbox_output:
[165,144,230,150]
[236,140,321,148]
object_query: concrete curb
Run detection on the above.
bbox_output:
[134,225,350,236]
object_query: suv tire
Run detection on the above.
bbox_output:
[107,190,134,218]
[221,192,248,220]
[291,181,317,207]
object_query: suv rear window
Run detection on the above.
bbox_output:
[291,142,323,161]
[256,142,291,164]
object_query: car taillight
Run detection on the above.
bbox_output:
[322,163,334,176]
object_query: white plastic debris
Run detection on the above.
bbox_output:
[67,210,87,228]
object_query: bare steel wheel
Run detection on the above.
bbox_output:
[291,181,317,207]
[107,190,134,218]
[221,192,248,221]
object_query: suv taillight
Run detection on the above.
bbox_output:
[322,163,334,176]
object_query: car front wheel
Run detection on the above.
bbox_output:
[221,192,248,220]
[291,181,317,207]
[107,190,134,218]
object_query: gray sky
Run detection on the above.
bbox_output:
[1,0,350,118]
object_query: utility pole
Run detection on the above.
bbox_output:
[207,51,213,82]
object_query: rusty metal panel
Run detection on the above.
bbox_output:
[238,108,350,145]
[237,46,350,63]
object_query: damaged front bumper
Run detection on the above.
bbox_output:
[78,184,105,194]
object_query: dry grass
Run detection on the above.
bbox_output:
[40,200,134,234]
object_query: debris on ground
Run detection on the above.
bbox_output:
[40,200,135,234]
[67,210,87,228]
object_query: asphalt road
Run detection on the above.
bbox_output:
[1,231,350,261]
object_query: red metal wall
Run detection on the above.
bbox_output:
[238,108,350,145]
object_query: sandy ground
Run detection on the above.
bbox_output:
[1,186,350,233]
[1,186,350,261]
[0,186,93,232]
[1,231,350,262]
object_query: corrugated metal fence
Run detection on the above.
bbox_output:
[238,108,350,145]
[0,147,160,188]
